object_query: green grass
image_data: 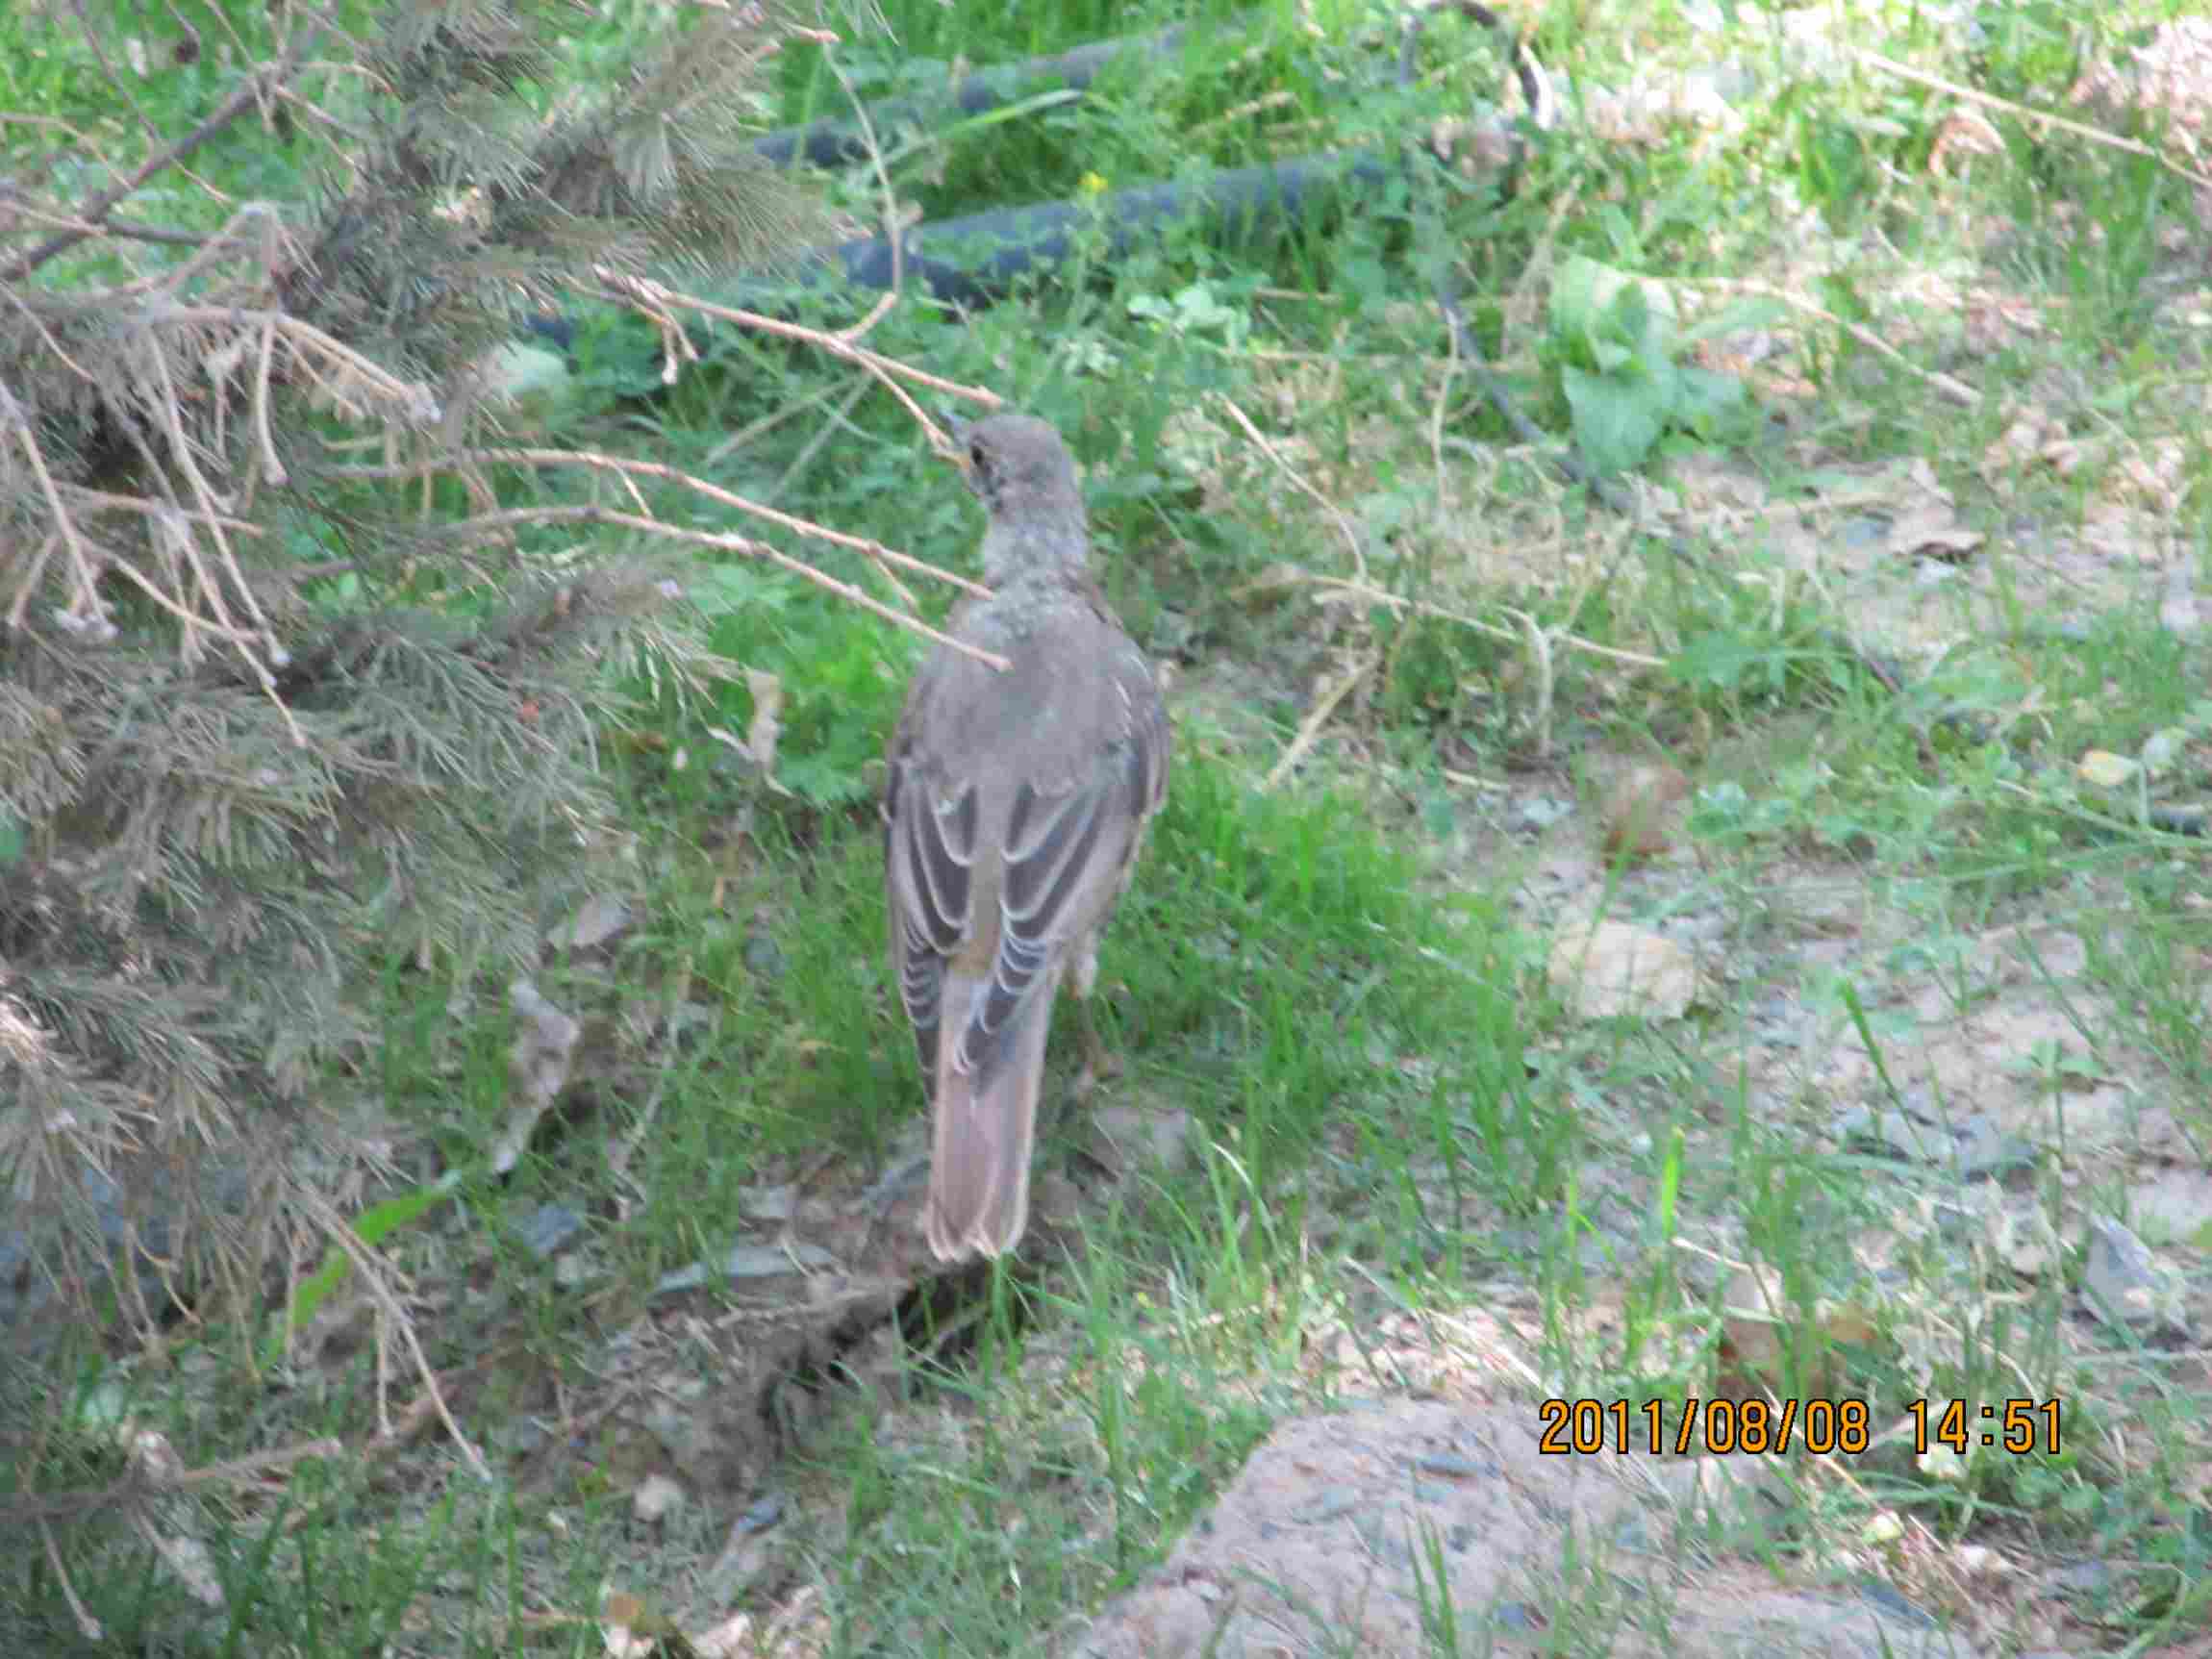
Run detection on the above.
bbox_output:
[8,0,2212,1652]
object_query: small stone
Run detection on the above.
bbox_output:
[2049,1558,2114,1596]
[652,1261,710,1296]
[737,1185,796,1223]
[721,1243,834,1280]
[1835,1107,1934,1161]
[1517,795,1574,831]
[1953,1114,2038,1181]
[633,1472,685,1523]
[1599,763,1693,860]
[1084,1105,1195,1181]
[735,1493,785,1536]
[2080,1217,2190,1341]
[547,893,632,952]
[1295,1487,1360,1524]
[1852,1575,1933,1628]
[1413,1451,1492,1480]
[515,1201,587,1259]
[742,932,788,980]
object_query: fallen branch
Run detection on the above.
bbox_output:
[0,20,325,282]
[0,1437,341,1530]
[1673,276,1982,411]
[1242,566,1667,669]
[1858,49,2212,194]
[591,269,998,467]
[1216,391,1370,583]
[1265,653,1373,791]
[418,500,1009,669]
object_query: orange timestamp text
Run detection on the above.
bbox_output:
[1908,1397,2062,1457]
[1537,1395,1872,1457]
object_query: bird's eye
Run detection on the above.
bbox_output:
[968,441,986,469]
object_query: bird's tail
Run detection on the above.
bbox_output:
[926,972,1054,1261]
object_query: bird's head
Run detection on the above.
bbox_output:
[950,413,1088,581]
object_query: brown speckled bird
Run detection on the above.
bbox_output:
[884,414,1171,1262]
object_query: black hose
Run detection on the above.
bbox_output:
[794,6,1543,309]
[753,17,1238,171]
[818,152,1396,310]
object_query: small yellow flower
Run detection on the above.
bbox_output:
[1078,171,1110,197]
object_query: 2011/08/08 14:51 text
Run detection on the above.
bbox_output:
[1536,1396,2064,1458]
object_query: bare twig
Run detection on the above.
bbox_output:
[1857,49,2212,193]
[0,23,324,281]
[703,382,843,468]
[1215,391,1370,583]
[1265,653,1374,790]
[294,1187,488,1479]
[0,1438,341,1530]
[1240,566,1667,668]
[63,0,164,150]
[823,41,903,345]
[591,270,998,434]
[327,442,992,597]
[97,215,212,247]
[142,305,438,424]
[38,1520,102,1641]
[1673,276,1982,411]
[0,378,109,628]
[416,499,1006,668]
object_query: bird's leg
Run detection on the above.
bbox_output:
[1068,940,1121,1102]
[1073,995,1120,1100]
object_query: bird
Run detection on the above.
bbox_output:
[883,413,1171,1262]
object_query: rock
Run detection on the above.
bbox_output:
[1832,1105,2036,1182]
[1600,763,1694,860]
[1548,919,1703,1021]
[547,892,633,952]
[1068,1399,1982,1657]
[1082,1104,1196,1183]
[2079,1217,2190,1343]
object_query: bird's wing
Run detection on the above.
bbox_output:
[885,739,975,1082]
[887,625,1168,1087]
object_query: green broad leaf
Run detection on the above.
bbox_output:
[265,1175,458,1365]
[1676,366,1748,434]
[1547,254,1614,349]
[1561,365,1667,476]
[1590,338,1636,373]
[1670,629,1781,691]
[1604,278,1669,363]
[1677,293,1791,345]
